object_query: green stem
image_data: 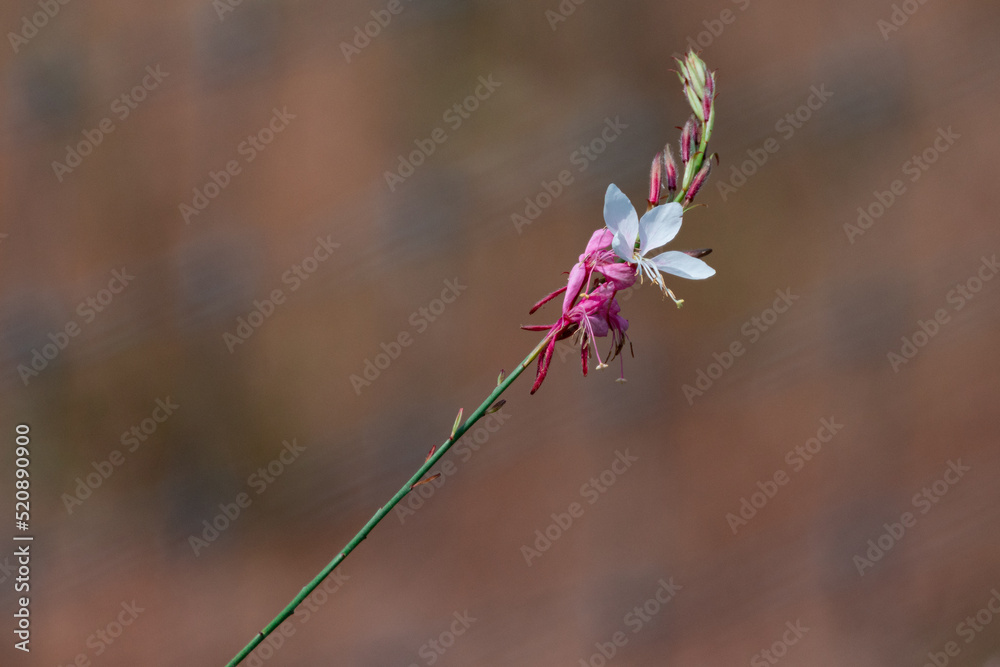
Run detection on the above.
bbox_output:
[224,335,550,667]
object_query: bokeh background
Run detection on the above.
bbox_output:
[1,0,999,665]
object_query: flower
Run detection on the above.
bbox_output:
[528,229,635,317]
[524,227,635,394]
[523,282,629,394]
[603,183,715,305]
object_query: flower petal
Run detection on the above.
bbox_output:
[603,184,638,261]
[596,261,637,290]
[638,203,683,255]
[583,229,614,256]
[650,251,716,280]
[562,263,587,313]
[530,338,557,394]
[529,285,568,314]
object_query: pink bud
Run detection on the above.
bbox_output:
[680,117,699,163]
[679,121,693,163]
[662,144,678,194]
[648,152,663,206]
[683,160,712,206]
[702,72,716,122]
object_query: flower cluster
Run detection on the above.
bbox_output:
[524,51,718,394]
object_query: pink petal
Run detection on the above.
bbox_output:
[529,286,568,314]
[596,262,637,290]
[583,229,614,256]
[530,338,557,394]
[562,263,588,313]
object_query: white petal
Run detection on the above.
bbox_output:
[603,184,638,261]
[650,251,716,280]
[638,203,682,255]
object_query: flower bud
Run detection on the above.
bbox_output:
[706,74,718,120]
[648,152,663,206]
[680,117,699,163]
[662,144,678,195]
[683,160,712,206]
[677,51,714,121]
[677,51,715,123]
[681,51,708,92]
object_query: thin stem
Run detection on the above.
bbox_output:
[224,335,550,667]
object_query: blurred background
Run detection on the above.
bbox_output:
[1,0,999,664]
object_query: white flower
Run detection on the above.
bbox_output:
[603,183,714,303]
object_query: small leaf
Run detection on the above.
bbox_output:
[424,445,437,462]
[451,408,463,439]
[486,399,506,414]
[411,473,441,490]
[497,369,506,386]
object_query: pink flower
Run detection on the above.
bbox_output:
[524,243,632,394]
[528,229,636,318]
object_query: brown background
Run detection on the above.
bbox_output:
[1,0,999,665]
